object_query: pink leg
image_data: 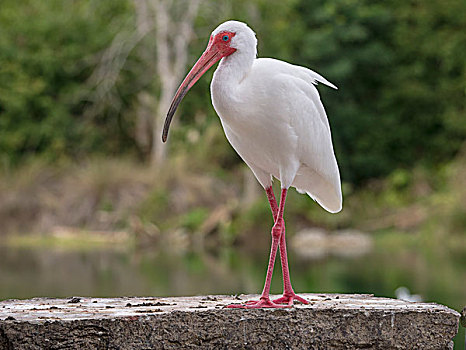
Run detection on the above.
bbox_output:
[227,188,289,308]
[267,187,309,306]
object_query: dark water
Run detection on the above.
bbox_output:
[0,233,464,348]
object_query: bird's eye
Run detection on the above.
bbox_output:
[222,35,229,42]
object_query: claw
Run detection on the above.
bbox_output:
[273,293,309,305]
[226,297,291,309]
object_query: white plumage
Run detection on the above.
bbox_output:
[210,21,342,213]
[163,20,343,308]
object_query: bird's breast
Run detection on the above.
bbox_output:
[210,69,298,179]
[211,70,242,120]
[211,67,265,126]
[210,76,260,137]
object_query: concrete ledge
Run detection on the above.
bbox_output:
[0,294,460,349]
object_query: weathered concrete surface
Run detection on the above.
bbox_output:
[0,294,460,349]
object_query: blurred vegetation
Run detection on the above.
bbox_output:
[0,0,464,252]
[0,0,138,165]
[0,0,464,179]
[0,0,464,260]
[1,0,463,236]
[0,1,464,345]
[0,0,465,268]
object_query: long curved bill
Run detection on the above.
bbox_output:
[162,39,222,143]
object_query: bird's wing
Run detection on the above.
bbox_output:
[293,65,338,90]
[256,58,338,90]
[255,59,341,212]
[291,75,342,212]
[253,59,336,132]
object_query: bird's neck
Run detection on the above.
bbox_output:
[211,48,256,118]
[213,48,256,86]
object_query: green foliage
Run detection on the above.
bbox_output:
[289,0,466,183]
[180,207,209,232]
[0,0,464,185]
[386,0,466,167]
[138,188,171,228]
[0,0,131,166]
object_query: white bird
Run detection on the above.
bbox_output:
[163,20,342,308]
[395,287,423,303]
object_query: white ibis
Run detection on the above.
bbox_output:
[163,21,342,308]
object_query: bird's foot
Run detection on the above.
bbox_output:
[226,296,290,309]
[273,293,309,306]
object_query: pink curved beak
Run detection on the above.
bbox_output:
[162,38,223,143]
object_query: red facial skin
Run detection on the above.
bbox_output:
[162,32,236,142]
[207,31,237,58]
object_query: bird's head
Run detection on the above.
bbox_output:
[162,21,256,142]
[210,20,257,58]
